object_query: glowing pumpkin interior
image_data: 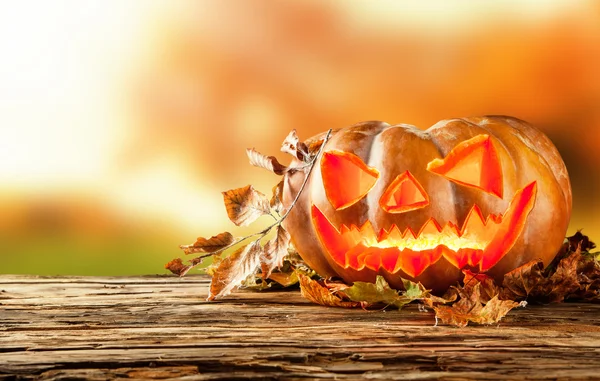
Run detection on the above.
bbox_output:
[312,135,538,278]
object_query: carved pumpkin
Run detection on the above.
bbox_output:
[282,116,572,291]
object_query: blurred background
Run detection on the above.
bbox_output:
[1,0,598,275]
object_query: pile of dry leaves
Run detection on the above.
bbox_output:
[166,130,599,327]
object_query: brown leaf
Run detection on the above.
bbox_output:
[463,270,501,303]
[208,241,263,300]
[222,185,271,226]
[323,278,352,293]
[246,148,288,175]
[267,271,299,287]
[179,232,235,255]
[546,247,583,303]
[298,273,360,308]
[261,225,291,279]
[165,258,190,276]
[573,251,600,301]
[568,230,596,252]
[343,276,435,310]
[477,297,523,324]
[281,130,309,162]
[422,288,457,308]
[433,306,470,328]
[270,180,285,214]
[500,244,596,303]
[501,260,546,300]
[434,283,522,327]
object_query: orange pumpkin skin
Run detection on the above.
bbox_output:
[282,116,572,292]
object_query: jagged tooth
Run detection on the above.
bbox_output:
[359,220,377,241]
[418,218,442,238]
[377,226,390,242]
[385,224,403,243]
[394,248,438,278]
[441,221,460,237]
[402,227,417,240]
[340,224,350,235]
[461,204,486,237]
[443,248,470,270]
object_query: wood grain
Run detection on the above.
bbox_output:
[1,275,600,380]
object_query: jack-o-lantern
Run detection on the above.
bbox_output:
[282,116,572,292]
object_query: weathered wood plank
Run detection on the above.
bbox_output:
[1,274,600,380]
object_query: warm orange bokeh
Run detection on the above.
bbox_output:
[1,1,598,275]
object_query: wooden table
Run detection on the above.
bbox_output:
[1,275,600,380]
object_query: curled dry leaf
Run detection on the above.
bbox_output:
[434,283,523,327]
[261,225,291,279]
[567,230,596,252]
[298,275,452,311]
[500,234,600,303]
[266,271,299,288]
[208,241,263,300]
[246,148,288,175]
[180,232,235,255]
[298,273,361,308]
[165,258,190,276]
[463,270,501,303]
[222,185,271,227]
[544,248,582,303]
[344,276,430,309]
[270,180,285,214]
[323,278,352,293]
[281,129,309,162]
[501,260,545,300]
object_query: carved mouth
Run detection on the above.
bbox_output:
[311,181,537,278]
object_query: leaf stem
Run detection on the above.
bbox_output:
[180,129,333,276]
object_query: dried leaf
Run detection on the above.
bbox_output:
[164,258,190,276]
[500,241,598,303]
[298,273,360,308]
[323,278,352,293]
[434,283,523,327]
[546,246,583,303]
[501,260,546,300]
[246,148,288,175]
[344,276,429,309]
[261,225,291,279]
[240,274,273,290]
[222,185,271,226]
[270,180,285,214]
[208,241,263,300]
[267,271,299,287]
[281,130,309,162]
[479,297,525,323]
[568,230,596,252]
[180,232,234,255]
[463,270,501,303]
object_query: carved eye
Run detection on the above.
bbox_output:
[379,171,429,213]
[427,134,503,198]
[321,150,379,210]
